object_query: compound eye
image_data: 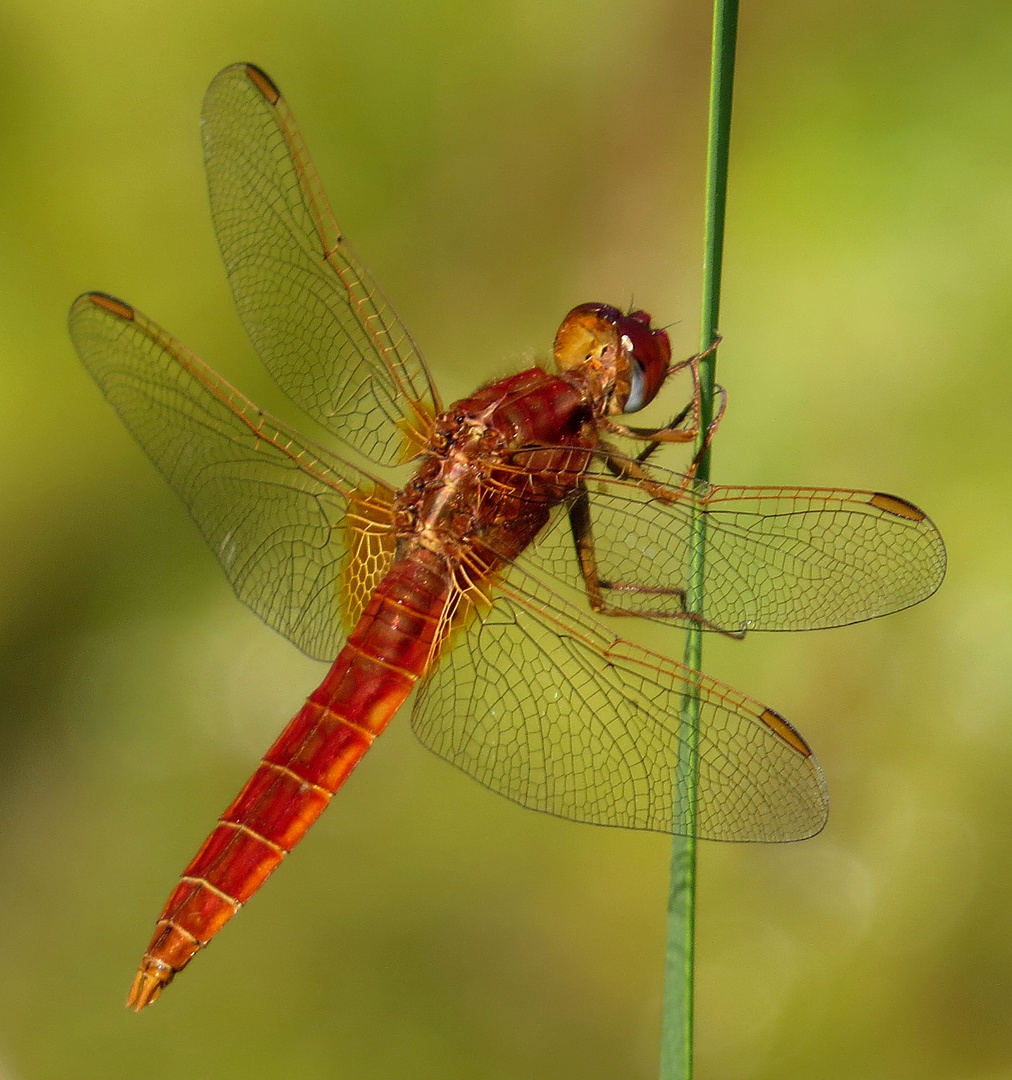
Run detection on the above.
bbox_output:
[622,342,647,413]
[617,315,671,413]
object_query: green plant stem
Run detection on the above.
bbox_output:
[658,3,738,1078]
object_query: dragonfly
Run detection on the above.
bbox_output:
[69,64,946,1012]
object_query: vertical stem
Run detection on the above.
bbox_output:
[658,3,739,1079]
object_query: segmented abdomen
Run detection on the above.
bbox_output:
[128,547,453,1009]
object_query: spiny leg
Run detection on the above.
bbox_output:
[601,339,727,479]
[566,480,744,637]
[634,383,727,471]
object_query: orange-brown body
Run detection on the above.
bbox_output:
[129,366,602,1008]
[73,64,945,1021]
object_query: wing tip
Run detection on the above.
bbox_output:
[72,291,135,322]
[759,707,813,757]
[242,63,282,105]
[207,62,282,107]
[869,491,926,522]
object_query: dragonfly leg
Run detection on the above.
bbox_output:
[601,337,727,476]
[597,440,697,505]
[596,358,727,509]
[634,383,727,471]
[567,480,744,638]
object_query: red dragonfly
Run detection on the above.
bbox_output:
[69,65,945,1011]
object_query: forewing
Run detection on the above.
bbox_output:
[69,292,397,660]
[201,63,439,465]
[518,459,946,632]
[412,564,827,841]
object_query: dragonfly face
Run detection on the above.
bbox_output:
[68,63,946,1011]
[553,302,672,415]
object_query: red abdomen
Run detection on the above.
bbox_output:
[128,548,452,1009]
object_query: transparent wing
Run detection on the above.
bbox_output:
[201,63,439,466]
[69,292,397,661]
[515,455,946,632]
[413,563,828,841]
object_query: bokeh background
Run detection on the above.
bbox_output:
[0,1,1008,1077]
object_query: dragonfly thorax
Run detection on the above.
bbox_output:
[394,367,599,568]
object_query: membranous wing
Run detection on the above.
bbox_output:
[69,293,397,661]
[201,64,439,466]
[413,561,827,841]
[517,455,946,633]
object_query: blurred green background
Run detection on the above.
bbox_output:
[0,1,1008,1077]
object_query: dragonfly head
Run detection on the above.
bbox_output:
[553,303,671,414]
